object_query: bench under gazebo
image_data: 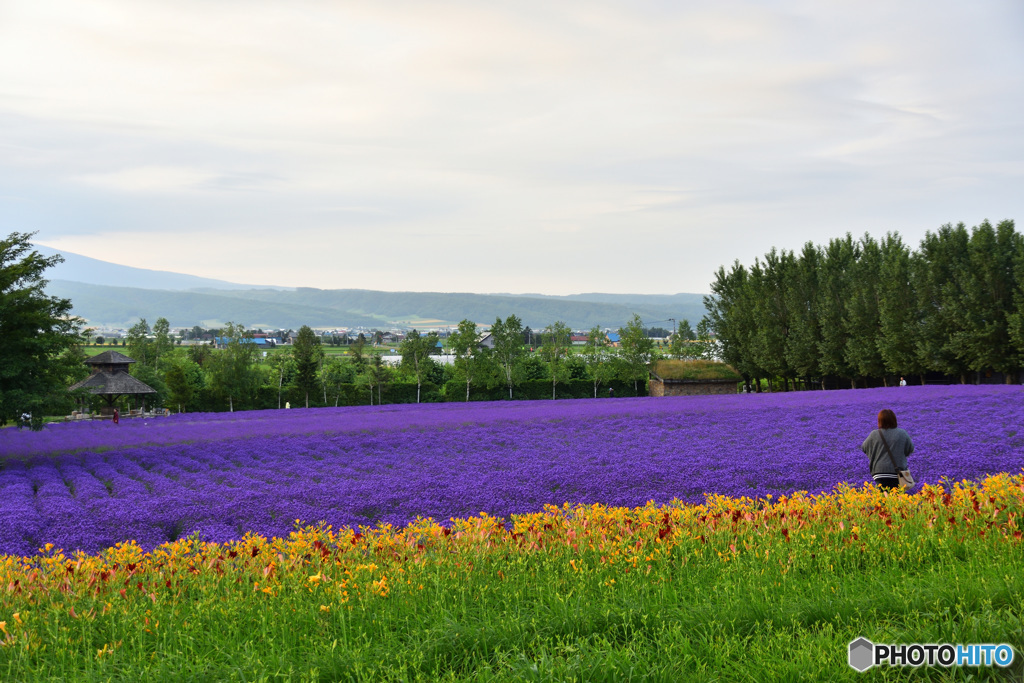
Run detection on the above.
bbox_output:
[68,351,157,418]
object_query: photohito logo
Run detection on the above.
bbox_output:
[848,638,1015,671]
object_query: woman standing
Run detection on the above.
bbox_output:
[861,408,914,490]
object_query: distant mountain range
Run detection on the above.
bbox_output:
[36,245,709,331]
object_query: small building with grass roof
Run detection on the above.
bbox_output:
[649,359,742,397]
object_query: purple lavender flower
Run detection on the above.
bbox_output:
[1,385,1021,555]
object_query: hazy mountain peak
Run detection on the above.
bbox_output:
[32,244,292,291]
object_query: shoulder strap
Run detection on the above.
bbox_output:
[878,430,901,471]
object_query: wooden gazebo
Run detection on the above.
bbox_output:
[68,351,157,416]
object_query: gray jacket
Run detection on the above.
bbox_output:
[861,428,913,478]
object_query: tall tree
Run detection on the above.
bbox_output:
[581,326,613,398]
[617,314,654,394]
[844,235,887,383]
[319,356,354,407]
[695,317,719,361]
[188,343,212,368]
[292,325,324,408]
[400,329,440,403]
[522,326,534,350]
[956,220,1021,381]
[265,350,294,410]
[0,232,85,426]
[164,356,204,413]
[349,334,374,404]
[152,317,173,370]
[877,233,924,382]
[1009,224,1024,370]
[490,315,525,399]
[449,319,482,402]
[669,319,699,360]
[705,262,758,390]
[704,220,1023,389]
[817,235,860,387]
[915,223,971,383]
[349,334,368,376]
[208,322,259,412]
[125,318,153,366]
[749,249,796,390]
[367,352,390,405]
[538,321,572,399]
[783,242,822,386]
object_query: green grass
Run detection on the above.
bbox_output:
[3,537,1020,681]
[652,359,743,382]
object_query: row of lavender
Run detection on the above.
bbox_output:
[1,385,1021,555]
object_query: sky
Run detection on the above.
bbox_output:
[2,1,1022,295]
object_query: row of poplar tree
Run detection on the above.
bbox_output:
[703,219,1024,390]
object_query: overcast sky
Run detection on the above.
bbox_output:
[2,1,1022,294]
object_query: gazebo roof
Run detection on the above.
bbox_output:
[68,371,157,395]
[85,350,137,365]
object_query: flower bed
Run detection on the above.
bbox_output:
[0,385,1021,555]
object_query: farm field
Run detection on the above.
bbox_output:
[1,385,1021,556]
[0,385,1022,680]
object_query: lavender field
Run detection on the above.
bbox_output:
[1,385,1021,556]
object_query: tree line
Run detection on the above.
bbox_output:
[703,220,1024,391]
[121,313,720,413]
[1,229,727,423]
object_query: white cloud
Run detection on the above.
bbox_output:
[2,0,1023,293]
[76,166,221,193]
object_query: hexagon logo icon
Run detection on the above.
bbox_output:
[849,637,874,672]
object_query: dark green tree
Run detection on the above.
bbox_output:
[783,242,822,387]
[915,223,971,383]
[126,318,153,366]
[0,233,85,426]
[817,235,860,387]
[955,220,1021,382]
[843,235,887,384]
[164,357,204,413]
[1009,226,1024,368]
[705,261,758,390]
[188,343,212,367]
[293,325,324,408]
[877,233,924,383]
[349,334,368,375]
[130,364,168,411]
[749,249,796,390]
